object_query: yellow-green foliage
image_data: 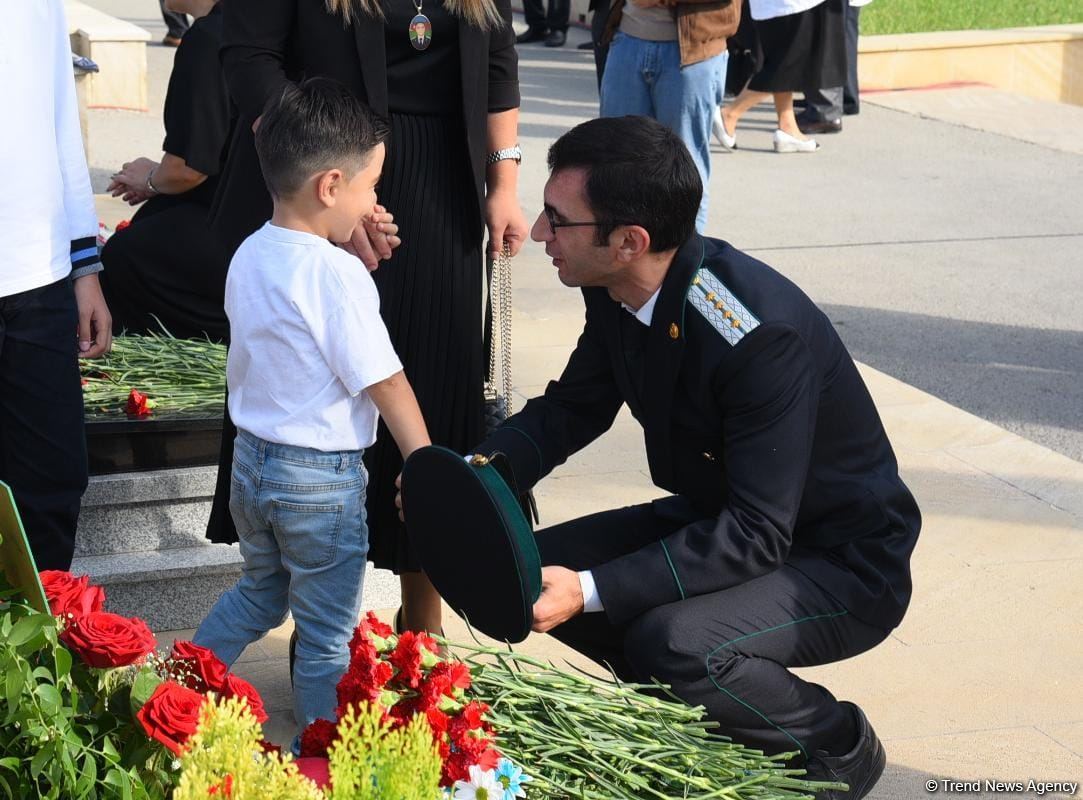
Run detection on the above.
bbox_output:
[173,696,324,800]
[174,697,442,800]
[327,704,442,800]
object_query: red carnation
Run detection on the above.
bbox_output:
[39,570,105,620]
[299,718,338,758]
[207,774,233,797]
[125,388,156,418]
[170,640,229,693]
[60,610,156,669]
[115,219,131,232]
[222,673,268,723]
[135,680,205,754]
[359,610,394,640]
[388,631,438,690]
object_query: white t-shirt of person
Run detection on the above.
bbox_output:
[225,223,403,452]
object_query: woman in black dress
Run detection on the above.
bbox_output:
[717,0,846,153]
[100,0,232,341]
[207,0,526,634]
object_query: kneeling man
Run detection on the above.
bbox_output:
[474,116,920,799]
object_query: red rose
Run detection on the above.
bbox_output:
[135,680,206,754]
[170,640,229,692]
[222,673,268,723]
[60,610,156,668]
[299,718,338,758]
[39,570,105,620]
[125,388,156,418]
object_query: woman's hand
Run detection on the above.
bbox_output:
[342,204,401,271]
[108,157,159,205]
[485,187,528,257]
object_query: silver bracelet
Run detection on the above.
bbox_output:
[145,166,162,196]
[486,145,522,166]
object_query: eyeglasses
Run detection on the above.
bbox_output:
[543,207,631,236]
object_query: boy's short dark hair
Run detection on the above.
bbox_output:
[255,78,390,199]
[547,116,701,252]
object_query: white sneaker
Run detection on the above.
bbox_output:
[712,108,737,149]
[773,129,818,153]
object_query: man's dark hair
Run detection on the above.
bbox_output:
[255,78,390,199]
[547,116,701,252]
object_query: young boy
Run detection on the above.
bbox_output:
[194,79,429,733]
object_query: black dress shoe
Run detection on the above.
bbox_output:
[545,29,567,47]
[796,112,843,135]
[577,39,595,50]
[803,702,887,799]
[516,26,549,44]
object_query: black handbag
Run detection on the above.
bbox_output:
[483,242,513,435]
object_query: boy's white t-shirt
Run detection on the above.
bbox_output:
[225,223,402,452]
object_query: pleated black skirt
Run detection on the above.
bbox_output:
[748,0,846,94]
[364,112,485,573]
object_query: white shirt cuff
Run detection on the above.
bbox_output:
[578,569,604,613]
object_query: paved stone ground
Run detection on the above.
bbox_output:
[82,4,1083,797]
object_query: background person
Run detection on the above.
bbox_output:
[718,0,846,153]
[100,0,232,341]
[1,0,112,570]
[516,0,571,47]
[206,0,528,637]
[797,0,867,134]
[599,0,741,231]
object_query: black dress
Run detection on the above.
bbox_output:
[364,0,485,571]
[748,0,845,94]
[99,6,232,341]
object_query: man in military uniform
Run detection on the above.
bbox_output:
[473,116,920,799]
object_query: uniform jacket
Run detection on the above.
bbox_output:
[603,0,742,67]
[209,0,520,254]
[478,235,921,628]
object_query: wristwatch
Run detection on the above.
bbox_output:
[486,145,522,166]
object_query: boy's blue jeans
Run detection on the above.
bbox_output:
[194,430,369,729]
[600,33,729,233]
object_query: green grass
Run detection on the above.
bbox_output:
[861,0,1083,35]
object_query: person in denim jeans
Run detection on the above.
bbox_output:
[599,0,741,232]
[194,79,430,736]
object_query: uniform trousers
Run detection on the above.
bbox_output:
[537,500,889,760]
[0,278,87,570]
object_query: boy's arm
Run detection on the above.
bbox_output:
[366,371,431,459]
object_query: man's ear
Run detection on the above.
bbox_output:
[315,169,344,209]
[613,225,651,263]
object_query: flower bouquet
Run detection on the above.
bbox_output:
[0,567,267,799]
[298,613,531,799]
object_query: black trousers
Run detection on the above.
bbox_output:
[523,0,570,32]
[99,195,230,342]
[0,278,87,570]
[590,0,611,88]
[802,3,860,119]
[160,0,189,38]
[536,501,889,760]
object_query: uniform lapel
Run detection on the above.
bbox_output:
[641,236,705,489]
[352,13,389,115]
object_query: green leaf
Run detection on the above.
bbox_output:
[35,683,62,714]
[0,757,19,772]
[6,615,43,647]
[4,669,25,709]
[127,669,162,718]
[29,743,51,778]
[54,646,72,681]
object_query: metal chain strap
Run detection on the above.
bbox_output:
[485,242,513,418]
